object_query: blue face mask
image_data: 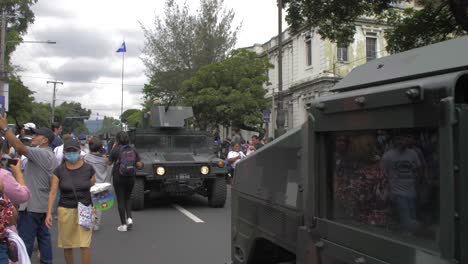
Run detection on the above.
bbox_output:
[64,152,80,163]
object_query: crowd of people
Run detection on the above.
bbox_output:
[0,114,143,264]
[216,128,273,177]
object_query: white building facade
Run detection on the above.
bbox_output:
[252,19,390,137]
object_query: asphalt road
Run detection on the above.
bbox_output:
[32,187,232,264]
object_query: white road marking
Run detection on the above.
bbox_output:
[172,204,205,223]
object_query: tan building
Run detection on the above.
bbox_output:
[251,20,390,136]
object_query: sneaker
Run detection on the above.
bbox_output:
[93,225,100,231]
[126,218,133,229]
[117,225,127,232]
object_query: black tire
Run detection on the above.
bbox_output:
[131,177,145,210]
[208,177,227,208]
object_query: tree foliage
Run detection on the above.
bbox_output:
[28,102,51,128]
[95,116,121,138]
[181,49,271,132]
[7,74,34,125]
[1,0,37,64]
[141,0,239,106]
[55,102,91,134]
[283,0,467,53]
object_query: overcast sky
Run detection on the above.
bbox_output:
[10,0,285,120]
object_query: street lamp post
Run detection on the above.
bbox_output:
[0,10,56,111]
[275,0,286,138]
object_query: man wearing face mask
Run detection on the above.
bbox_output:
[0,114,58,264]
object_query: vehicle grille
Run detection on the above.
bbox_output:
[164,165,202,178]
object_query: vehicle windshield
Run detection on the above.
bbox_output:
[134,135,210,152]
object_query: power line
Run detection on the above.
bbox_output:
[17,74,145,86]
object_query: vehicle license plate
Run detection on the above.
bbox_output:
[176,173,190,180]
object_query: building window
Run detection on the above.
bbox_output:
[305,37,312,66]
[337,43,348,62]
[366,37,377,61]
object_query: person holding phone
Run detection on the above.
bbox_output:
[0,139,30,208]
[0,113,58,264]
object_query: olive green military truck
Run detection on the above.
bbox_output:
[129,105,228,210]
[231,36,468,264]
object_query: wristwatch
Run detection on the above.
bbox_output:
[1,127,7,133]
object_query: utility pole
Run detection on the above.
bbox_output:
[0,10,7,101]
[275,0,286,137]
[47,80,63,125]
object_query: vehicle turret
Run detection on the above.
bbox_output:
[150,105,193,128]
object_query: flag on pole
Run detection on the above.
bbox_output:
[116,42,126,53]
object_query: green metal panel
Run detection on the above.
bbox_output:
[314,219,450,264]
[321,239,390,264]
[438,98,455,259]
[303,113,317,228]
[455,105,468,263]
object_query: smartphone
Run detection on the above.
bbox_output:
[6,159,18,167]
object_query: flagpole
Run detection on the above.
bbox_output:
[121,50,124,130]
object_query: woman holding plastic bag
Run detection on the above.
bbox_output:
[45,139,96,264]
[83,137,111,231]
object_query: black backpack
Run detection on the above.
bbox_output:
[118,145,137,177]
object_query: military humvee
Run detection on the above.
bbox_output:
[231,36,468,264]
[128,105,228,210]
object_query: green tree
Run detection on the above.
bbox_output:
[181,49,271,132]
[56,102,91,134]
[1,0,38,65]
[127,110,143,128]
[29,102,51,128]
[1,1,37,123]
[96,116,121,138]
[283,0,467,53]
[141,0,239,106]
[7,74,34,125]
[121,109,139,123]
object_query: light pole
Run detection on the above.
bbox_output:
[275,0,286,138]
[0,9,56,110]
[47,80,63,125]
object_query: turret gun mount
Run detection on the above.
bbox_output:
[151,105,193,128]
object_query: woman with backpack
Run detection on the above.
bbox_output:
[108,132,143,232]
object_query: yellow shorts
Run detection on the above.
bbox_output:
[57,207,92,248]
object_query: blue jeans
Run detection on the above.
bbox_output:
[392,195,419,232]
[17,211,53,264]
[0,243,8,264]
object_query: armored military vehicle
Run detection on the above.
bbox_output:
[128,105,228,210]
[231,36,468,264]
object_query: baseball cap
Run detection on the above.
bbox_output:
[63,139,81,151]
[33,128,55,144]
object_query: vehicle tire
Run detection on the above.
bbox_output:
[131,177,145,210]
[208,177,226,208]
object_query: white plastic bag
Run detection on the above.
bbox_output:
[78,202,93,229]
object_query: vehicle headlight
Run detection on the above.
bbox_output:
[217,160,225,168]
[200,166,210,175]
[155,166,166,176]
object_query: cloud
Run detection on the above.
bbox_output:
[32,26,126,59]
[32,0,75,19]
[11,0,284,119]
